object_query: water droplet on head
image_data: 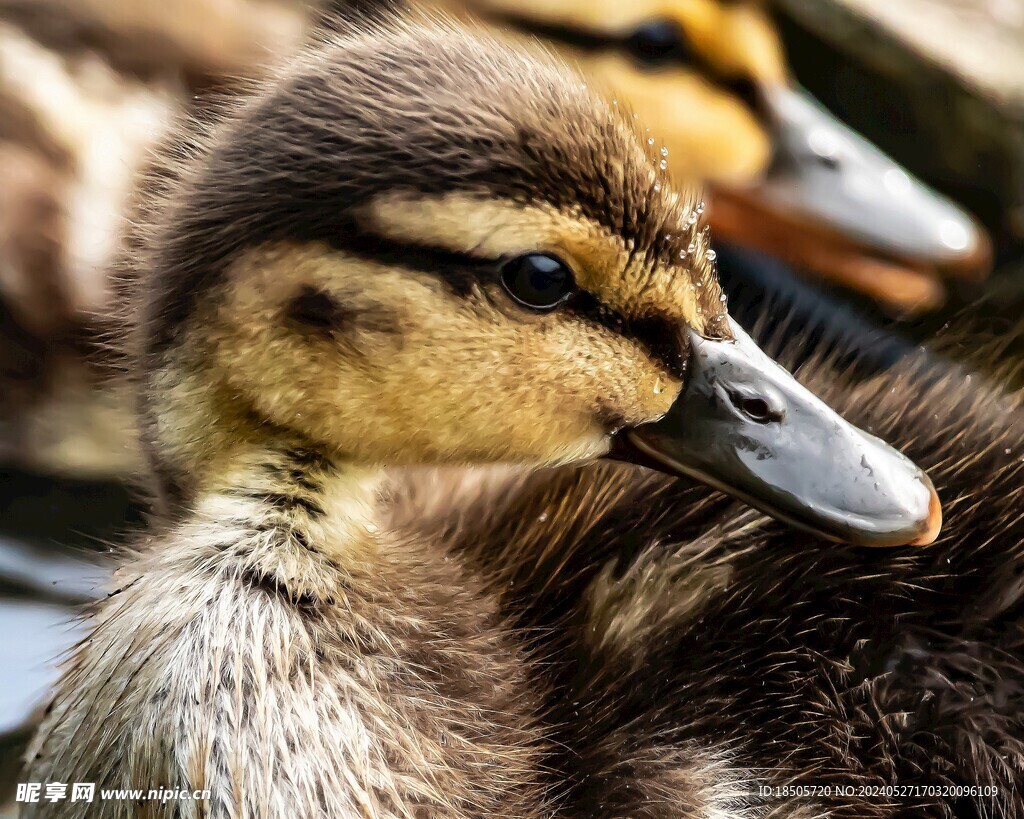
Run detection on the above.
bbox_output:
[660,146,669,157]
[707,249,718,262]
[647,137,655,146]
[687,242,697,253]
[653,183,661,191]
[653,376,664,395]
[659,159,668,170]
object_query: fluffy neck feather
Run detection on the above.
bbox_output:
[179,432,385,602]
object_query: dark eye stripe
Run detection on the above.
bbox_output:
[487,12,767,122]
[567,291,688,380]
[330,232,498,297]
[491,14,624,55]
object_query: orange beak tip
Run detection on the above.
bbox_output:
[909,490,943,547]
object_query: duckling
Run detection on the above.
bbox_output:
[0,18,177,477]
[415,0,990,314]
[424,327,1024,818]
[22,16,942,817]
[0,1,320,480]
[0,0,306,88]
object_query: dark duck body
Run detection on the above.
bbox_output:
[422,332,1024,818]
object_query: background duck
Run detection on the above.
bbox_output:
[0,11,177,477]
[412,321,1024,818]
[21,15,947,815]
[413,0,991,315]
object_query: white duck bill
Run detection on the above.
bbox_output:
[755,84,982,267]
[626,319,940,548]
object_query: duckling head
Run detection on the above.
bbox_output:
[134,18,940,547]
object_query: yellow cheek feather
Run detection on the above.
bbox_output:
[676,2,787,84]
[207,243,680,468]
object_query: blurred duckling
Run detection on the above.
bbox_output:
[0,21,174,475]
[0,19,179,338]
[0,0,305,87]
[23,16,941,816]
[431,0,991,314]
[0,0,305,476]
[0,0,307,359]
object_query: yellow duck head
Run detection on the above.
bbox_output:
[438,0,990,312]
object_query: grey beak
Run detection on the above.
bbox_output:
[615,320,942,547]
[757,84,985,271]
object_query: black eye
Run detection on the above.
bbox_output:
[627,19,688,66]
[499,253,576,311]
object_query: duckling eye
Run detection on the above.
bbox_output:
[627,19,688,66]
[499,254,576,311]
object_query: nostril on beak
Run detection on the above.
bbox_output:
[728,390,785,424]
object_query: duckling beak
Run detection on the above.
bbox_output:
[612,319,941,547]
[727,84,989,283]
